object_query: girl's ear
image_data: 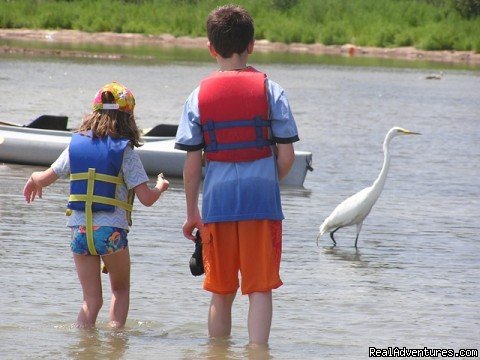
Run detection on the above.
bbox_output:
[207,41,217,58]
[247,40,255,54]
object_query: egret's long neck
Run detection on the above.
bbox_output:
[371,136,392,195]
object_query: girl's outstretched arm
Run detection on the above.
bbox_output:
[134,173,169,207]
[23,168,59,203]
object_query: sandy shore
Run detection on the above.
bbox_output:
[1,28,479,66]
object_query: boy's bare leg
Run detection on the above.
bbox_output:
[208,292,236,338]
[248,291,272,344]
[102,248,131,329]
[73,254,103,328]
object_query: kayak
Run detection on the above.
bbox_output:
[0,115,313,186]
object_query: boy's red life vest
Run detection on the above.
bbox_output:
[198,67,273,162]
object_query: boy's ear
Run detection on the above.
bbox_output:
[247,40,255,54]
[207,41,217,57]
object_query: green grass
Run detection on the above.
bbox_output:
[0,0,479,52]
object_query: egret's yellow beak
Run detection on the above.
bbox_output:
[0,135,4,144]
[400,129,421,135]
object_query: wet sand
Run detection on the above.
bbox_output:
[1,28,479,66]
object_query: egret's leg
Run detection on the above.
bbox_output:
[354,223,363,248]
[330,228,339,246]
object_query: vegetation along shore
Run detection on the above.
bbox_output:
[0,0,479,66]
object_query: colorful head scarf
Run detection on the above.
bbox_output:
[92,82,135,114]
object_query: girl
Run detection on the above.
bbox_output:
[23,82,169,329]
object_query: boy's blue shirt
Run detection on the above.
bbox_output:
[176,78,299,223]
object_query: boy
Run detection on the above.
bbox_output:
[175,5,298,344]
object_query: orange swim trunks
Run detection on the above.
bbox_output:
[202,220,283,295]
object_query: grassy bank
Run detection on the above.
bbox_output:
[1,0,479,52]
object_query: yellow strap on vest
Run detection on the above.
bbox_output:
[85,168,96,255]
[126,190,135,226]
[68,195,133,211]
[70,172,125,185]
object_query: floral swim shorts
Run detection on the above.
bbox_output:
[71,226,128,256]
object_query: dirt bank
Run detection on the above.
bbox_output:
[1,28,479,66]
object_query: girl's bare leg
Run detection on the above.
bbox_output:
[248,291,272,344]
[102,248,131,329]
[73,253,103,328]
[208,292,236,338]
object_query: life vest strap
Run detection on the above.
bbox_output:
[85,168,97,255]
[68,194,133,211]
[202,118,270,131]
[203,116,272,153]
[126,190,135,226]
[205,139,274,152]
[70,172,125,185]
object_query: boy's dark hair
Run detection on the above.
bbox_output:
[206,5,254,58]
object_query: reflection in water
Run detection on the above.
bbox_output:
[245,342,272,360]
[322,246,369,269]
[68,328,129,360]
[202,338,237,359]
[1,36,475,70]
[197,338,272,360]
[322,243,407,271]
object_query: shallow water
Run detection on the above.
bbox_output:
[0,55,479,359]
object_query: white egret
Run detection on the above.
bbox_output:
[317,127,421,247]
[425,71,444,80]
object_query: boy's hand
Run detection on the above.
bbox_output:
[183,215,203,242]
